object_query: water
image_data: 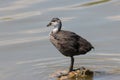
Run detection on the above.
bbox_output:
[0,0,120,80]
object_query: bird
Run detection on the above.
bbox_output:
[47,18,94,72]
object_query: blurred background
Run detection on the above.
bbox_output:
[0,0,120,80]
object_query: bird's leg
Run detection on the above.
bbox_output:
[69,56,74,72]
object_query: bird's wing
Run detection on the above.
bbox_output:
[54,31,80,51]
[57,30,93,53]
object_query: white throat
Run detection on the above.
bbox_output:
[52,27,59,33]
[51,21,61,34]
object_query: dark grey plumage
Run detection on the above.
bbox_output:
[47,18,94,72]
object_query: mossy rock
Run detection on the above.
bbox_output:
[51,67,93,80]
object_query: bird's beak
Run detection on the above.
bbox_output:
[47,22,52,27]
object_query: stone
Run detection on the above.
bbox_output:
[50,67,93,80]
[57,67,93,80]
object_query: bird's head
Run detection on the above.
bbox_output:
[47,18,62,27]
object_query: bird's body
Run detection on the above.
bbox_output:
[47,18,94,72]
[50,30,93,57]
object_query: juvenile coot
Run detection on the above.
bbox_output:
[47,18,94,72]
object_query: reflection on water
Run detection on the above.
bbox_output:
[0,11,42,22]
[0,17,13,21]
[81,0,111,7]
[72,0,111,8]
[0,0,120,80]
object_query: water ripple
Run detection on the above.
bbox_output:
[0,0,47,11]
[0,36,48,46]
[71,0,111,8]
[0,11,42,21]
[106,15,120,21]
[17,57,64,64]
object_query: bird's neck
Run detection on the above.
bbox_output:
[52,22,62,33]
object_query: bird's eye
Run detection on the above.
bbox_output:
[52,20,56,22]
